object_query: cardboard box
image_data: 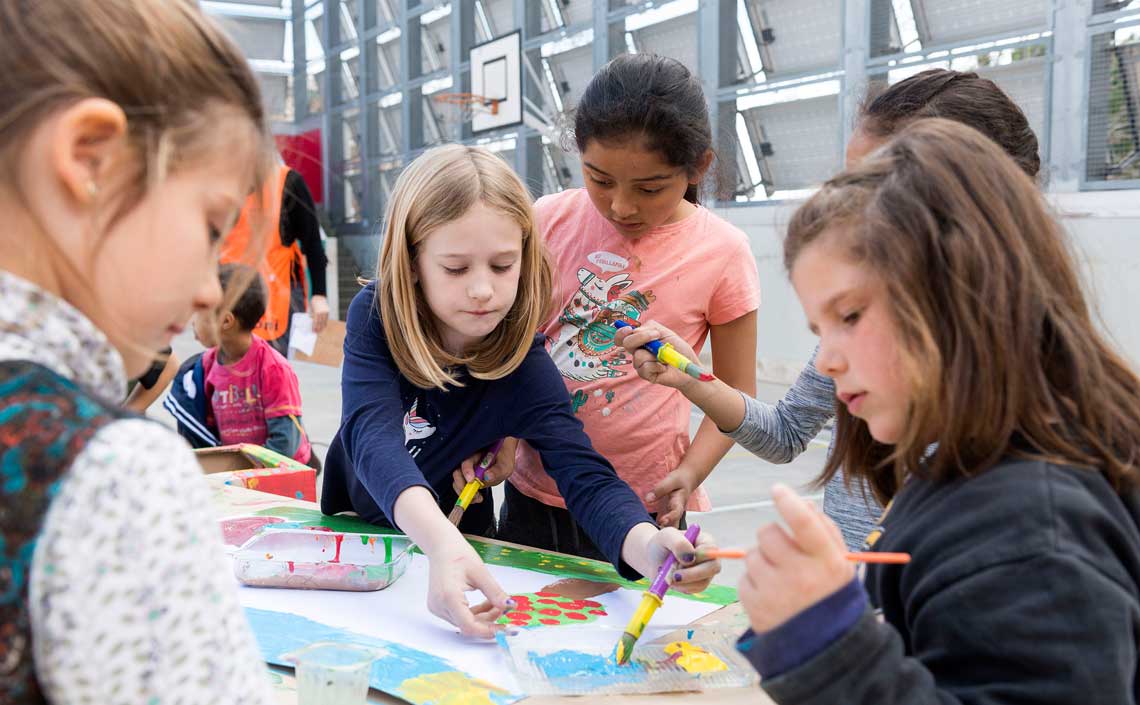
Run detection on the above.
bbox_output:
[194,444,317,502]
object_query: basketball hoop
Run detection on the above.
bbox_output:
[431,92,501,132]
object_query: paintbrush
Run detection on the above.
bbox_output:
[613,320,714,382]
[447,439,505,526]
[696,548,911,564]
[613,523,701,665]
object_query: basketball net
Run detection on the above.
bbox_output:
[431,93,501,134]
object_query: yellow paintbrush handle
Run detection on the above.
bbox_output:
[455,479,484,511]
[656,344,690,374]
[614,592,662,664]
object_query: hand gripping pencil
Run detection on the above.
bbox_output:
[613,320,714,382]
[447,439,505,526]
[613,524,701,665]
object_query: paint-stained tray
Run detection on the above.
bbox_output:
[233,529,414,591]
[498,624,758,696]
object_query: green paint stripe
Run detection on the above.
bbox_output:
[251,506,737,605]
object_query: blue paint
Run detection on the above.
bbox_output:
[244,608,521,704]
[527,649,645,685]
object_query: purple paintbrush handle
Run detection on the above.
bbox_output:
[474,438,506,482]
[648,524,701,599]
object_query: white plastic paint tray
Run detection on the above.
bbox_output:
[498,624,758,696]
[233,529,414,591]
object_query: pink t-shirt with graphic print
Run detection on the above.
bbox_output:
[513,188,761,512]
[203,335,311,464]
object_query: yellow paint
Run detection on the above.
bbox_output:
[397,671,510,705]
[247,477,260,489]
[664,642,727,673]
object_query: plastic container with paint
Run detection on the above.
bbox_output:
[498,625,758,696]
[232,529,414,591]
[281,641,382,705]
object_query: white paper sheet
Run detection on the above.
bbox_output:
[287,312,318,356]
[237,559,721,692]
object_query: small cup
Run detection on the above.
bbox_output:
[281,642,384,705]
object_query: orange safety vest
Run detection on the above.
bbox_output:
[219,166,306,343]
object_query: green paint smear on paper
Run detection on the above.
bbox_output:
[253,506,736,605]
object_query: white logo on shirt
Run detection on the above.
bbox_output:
[587,250,629,273]
[403,398,436,445]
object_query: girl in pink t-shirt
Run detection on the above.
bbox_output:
[501,53,761,556]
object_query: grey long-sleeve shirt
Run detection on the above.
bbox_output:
[723,346,882,548]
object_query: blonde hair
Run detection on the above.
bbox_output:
[378,144,553,390]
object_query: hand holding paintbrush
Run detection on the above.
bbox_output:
[614,320,714,385]
[448,439,507,525]
[614,524,711,665]
[738,484,878,634]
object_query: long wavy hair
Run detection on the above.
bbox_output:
[785,118,1140,502]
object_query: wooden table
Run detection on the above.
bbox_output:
[208,474,771,704]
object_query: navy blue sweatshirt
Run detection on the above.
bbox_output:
[738,456,1140,704]
[322,284,653,579]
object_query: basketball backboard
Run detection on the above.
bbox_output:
[469,30,522,133]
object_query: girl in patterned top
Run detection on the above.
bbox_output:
[0,1,276,703]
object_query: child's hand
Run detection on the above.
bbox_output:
[647,527,721,595]
[426,539,514,638]
[450,438,518,503]
[615,321,703,391]
[738,484,855,633]
[645,467,696,528]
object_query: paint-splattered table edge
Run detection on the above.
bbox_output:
[209,475,772,705]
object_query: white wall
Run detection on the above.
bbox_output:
[712,191,1140,384]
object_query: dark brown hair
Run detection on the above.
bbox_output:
[218,264,267,332]
[786,118,1140,502]
[860,69,1041,179]
[572,53,711,204]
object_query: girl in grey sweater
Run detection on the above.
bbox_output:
[620,69,1044,548]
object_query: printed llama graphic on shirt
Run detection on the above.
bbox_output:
[402,398,436,445]
[552,255,655,383]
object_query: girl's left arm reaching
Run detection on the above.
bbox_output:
[640,311,758,527]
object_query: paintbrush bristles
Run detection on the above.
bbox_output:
[446,504,465,526]
[614,632,637,665]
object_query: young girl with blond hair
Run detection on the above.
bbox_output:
[0,1,276,702]
[321,144,720,638]
[730,119,1140,703]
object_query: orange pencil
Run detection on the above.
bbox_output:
[697,548,910,564]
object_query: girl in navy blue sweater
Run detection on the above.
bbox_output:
[322,144,720,638]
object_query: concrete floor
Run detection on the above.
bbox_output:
[161,332,831,588]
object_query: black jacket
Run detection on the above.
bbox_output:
[756,457,1140,705]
